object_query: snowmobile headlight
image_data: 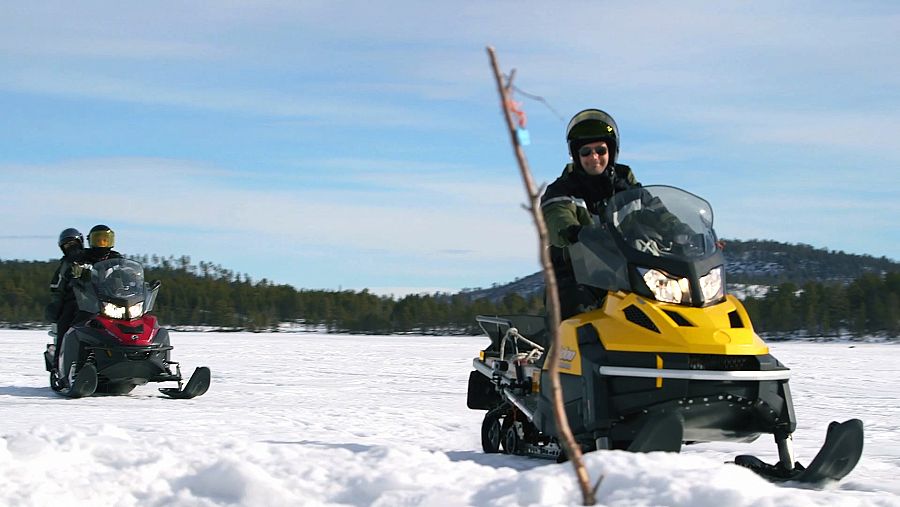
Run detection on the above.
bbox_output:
[101,302,126,319]
[700,266,725,303]
[127,301,144,319]
[638,267,691,305]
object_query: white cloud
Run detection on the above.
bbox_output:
[688,108,900,157]
[0,69,440,128]
[0,158,536,264]
[3,1,899,285]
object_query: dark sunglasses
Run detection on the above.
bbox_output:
[578,145,608,157]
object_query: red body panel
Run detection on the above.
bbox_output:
[95,314,159,345]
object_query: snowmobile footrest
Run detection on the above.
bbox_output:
[160,367,210,399]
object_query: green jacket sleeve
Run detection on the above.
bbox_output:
[542,200,581,248]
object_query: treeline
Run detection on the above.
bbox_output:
[0,256,542,334]
[1,256,897,337]
[742,273,900,338]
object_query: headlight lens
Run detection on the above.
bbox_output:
[700,266,725,303]
[127,301,144,319]
[638,268,691,304]
[101,302,126,319]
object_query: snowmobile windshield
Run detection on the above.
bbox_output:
[91,259,146,300]
[606,186,717,261]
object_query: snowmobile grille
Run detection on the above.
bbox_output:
[117,323,145,334]
[623,305,660,333]
[728,310,744,328]
[663,310,694,327]
[688,354,754,371]
[124,350,153,360]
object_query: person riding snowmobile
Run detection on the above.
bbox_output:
[44,228,85,366]
[51,224,123,365]
[540,109,641,318]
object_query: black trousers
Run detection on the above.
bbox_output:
[559,283,606,319]
[546,273,607,320]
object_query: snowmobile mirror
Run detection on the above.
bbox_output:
[145,280,161,314]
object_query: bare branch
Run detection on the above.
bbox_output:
[486,45,597,506]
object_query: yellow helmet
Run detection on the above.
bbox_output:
[88,224,115,248]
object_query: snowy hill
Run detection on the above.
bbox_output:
[1,330,898,506]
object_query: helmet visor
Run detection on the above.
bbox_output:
[61,238,82,254]
[566,109,618,142]
[568,119,615,142]
[89,229,115,248]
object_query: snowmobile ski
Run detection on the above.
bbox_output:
[734,419,864,484]
[159,366,210,399]
[60,363,98,399]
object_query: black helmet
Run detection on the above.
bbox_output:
[566,109,620,166]
[88,224,115,249]
[58,228,84,254]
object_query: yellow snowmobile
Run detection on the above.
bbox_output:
[467,185,863,484]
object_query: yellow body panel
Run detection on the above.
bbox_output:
[595,292,767,355]
[546,293,767,375]
[555,319,584,375]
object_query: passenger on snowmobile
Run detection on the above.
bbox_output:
[540,109,641,318]
[44,228,85,367]
[81,224,122,264]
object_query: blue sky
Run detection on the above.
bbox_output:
[1,1,898,295]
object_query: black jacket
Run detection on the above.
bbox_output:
[541,162,640,282]
[80,248,123,263]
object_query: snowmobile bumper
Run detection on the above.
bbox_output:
[549,364,796,446]
[597,365,790,382]
[87,343,172,385]
[595,364,795,444]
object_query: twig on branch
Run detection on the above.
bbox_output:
[486,45,597,506]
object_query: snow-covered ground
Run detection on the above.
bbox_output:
[1,330,898,506]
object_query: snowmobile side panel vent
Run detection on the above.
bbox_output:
[623,305,660,333]
[663,310,694,327]
[576,323,601,346]
[689,354,755,371]
[728,311,744,328]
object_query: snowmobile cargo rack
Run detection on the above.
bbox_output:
[476,314,547,359]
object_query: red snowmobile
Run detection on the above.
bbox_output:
[44,258,210,399]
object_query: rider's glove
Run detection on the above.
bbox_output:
[71,263,92,280]
[563,225,582,245]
